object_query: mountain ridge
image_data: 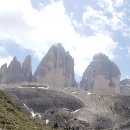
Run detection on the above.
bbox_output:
[0,44,129,96]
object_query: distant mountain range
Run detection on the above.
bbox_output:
[0,43,130,95]
[1,44,130,129]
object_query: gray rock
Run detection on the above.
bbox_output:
[22,55,32,82]
[0,63,8,83]
[42,108,89,129]
[4,87,84,113]
[33,44,77,87]
[80,53,121,95]
[6,56,24,83]
[120,79,130,95]
[4,86,130,129]
[0,55,32,84]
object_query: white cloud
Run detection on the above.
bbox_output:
[0,56,13,67]
[128,47,130,55]
[83,0,125,33]
[0,45,6,53]
[121,74,130,80]
[0,0,118,76]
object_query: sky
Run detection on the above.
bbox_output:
[0,0,130,82]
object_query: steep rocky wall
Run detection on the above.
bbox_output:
[22,55,32,82]
[120,79,130,95]
[0,63,8,83]
[4,87,84,113]
[0,55,32,84]
[80,53,121,95]
[33,44,77,87]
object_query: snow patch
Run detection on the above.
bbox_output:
[31,111,36,118]
[87,92,91,95]
[23,103,30,110]
[71,109,80,113]
[62,108,69,111]
[31,111,41,119]
[46,119,49,124]
[38,87,49,89]
[18,87,25,88]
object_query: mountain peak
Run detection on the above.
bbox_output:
[80,53,120,95]
[33,44,77,87]
[93,53,109,61]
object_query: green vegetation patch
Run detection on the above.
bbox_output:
[0,90,56,130]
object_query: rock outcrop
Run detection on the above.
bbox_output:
[4,87,84,113]
[42,108,89,129]
[120,79,130,95]
[6,56,24,83]
[22,55,32,82]
[80,53,121,95]
[76,94,130,129]
[4,84,130,129]
[0,55,32,84]
[33,44,77,87]
[0,90,53,130]
[0,63,8,83]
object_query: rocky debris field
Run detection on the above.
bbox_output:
[1,83,130,130]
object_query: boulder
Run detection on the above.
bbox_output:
[80,53,121,95]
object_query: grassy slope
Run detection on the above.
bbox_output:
[0,90,55,130]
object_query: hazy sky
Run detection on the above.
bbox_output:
[0,0,130,81]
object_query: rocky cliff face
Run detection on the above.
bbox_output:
[4,87,84,113]
[0,55,32,84]
[6,56,24,83]
[33,44,77,87]
[22,55,32,82]
[80,53,121,95]
[0,63,8,83]
[4,84,130,129]
[120,79,130,95]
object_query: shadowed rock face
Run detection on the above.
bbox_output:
[0,90,47,130]
[6,57,24,83]
[86,95,130,129]
[4,88,84,113]
[0,55,32,84]
[80,53,121,95]
[0,63,8,83]
[22,55,32,82]
[4,85,130,129]
[33,44,77,87]
[42,108,89,129]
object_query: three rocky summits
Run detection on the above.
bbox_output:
[0,55,32,84]
[0,43,123,95]
[1,43,130,129]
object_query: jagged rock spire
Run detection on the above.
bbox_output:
[33,44,77,87]
[80,53,121,95]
